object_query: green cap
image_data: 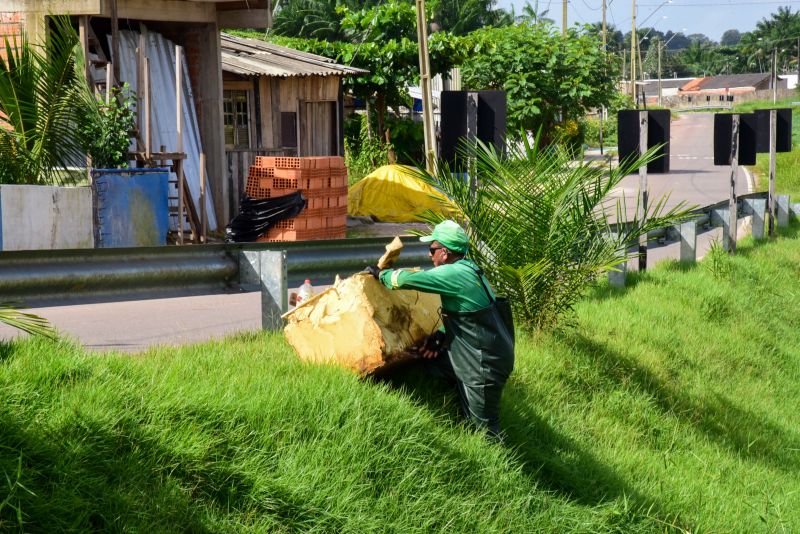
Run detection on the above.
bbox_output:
[420,220,469,253]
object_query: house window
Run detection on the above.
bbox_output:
[281,112,298,149]
[223,89,251,149]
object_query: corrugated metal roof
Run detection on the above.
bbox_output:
[220,33,368,78]
[681,73,772,92]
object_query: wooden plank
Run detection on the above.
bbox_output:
[270,78,281,147]
[110,0,119,83]
[176,45,184,245]
[217,9,270,29]
[224,80,252,90]
[727,114,740,253]
[78,16,91,86]
[200,153,207,244]
[768,109,777,237]
[116,1,215,23]
[638,110,648,271]
[259,77,273,148]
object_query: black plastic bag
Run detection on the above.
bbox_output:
[225,191,306,242]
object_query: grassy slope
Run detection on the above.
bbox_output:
[734,98,800,198]
[2,228,799,532]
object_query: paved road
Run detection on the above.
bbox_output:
[0,113,754,353]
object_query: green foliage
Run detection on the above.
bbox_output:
[344,116,390,184]
[582,92,631,148]
[460,23,617,133]
[414,135,693,330]
[0,17,93,185]
[428,0,512,35]
[734,97,800,198]
[0,303,56,339]
[3,227,800,530]
[76,84,136,169]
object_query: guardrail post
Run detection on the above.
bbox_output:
[791,202,800,221]
[239,250,288,331]
[608,262,627,288]
[744,198,766,240]
[679,220,697,263]
[711,207,735,251]
[777,195,790,228]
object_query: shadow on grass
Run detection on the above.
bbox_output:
[567,333,800,474]
[0,341,17,364]
[380,361,691,529]
[0,406,347,532]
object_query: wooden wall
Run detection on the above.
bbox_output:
[258,75,341,156]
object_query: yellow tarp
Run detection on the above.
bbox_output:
[348,165,456,223]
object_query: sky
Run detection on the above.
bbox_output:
[496,0,800,42]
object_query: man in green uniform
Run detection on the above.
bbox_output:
[366,220,515,435]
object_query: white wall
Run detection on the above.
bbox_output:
[0,185,94,251]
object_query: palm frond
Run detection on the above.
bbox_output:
[411,132,695,331]
[0,302,57,340]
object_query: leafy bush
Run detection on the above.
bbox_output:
[77,84,136,169]
[414,135,693,331]
[344,115,390,185]
[582,116,617,147]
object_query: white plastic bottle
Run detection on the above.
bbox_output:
[296,279,314,305]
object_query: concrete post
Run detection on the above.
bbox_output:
[744,198,767,240]
[791,202,800,221]
[239,250,288,331]
[679,220,697,263]
[777,195,790,228]
[608,262,627,288]
[714,207,734,251]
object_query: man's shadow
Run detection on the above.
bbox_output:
[378,358,674,514]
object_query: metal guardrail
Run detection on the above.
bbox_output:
[0,236,430,301]
[1,193,795,302]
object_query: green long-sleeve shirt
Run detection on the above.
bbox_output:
[378,258,494,313]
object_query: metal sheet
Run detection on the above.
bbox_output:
[92,168,170,247]
[113,29,218,230]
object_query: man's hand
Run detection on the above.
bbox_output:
[363,265,382,279]
[420,331,447,359]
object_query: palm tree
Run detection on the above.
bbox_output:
[0,16,93,185]
[1,303,56,339]
[414,137,693,331]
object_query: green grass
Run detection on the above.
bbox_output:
[2,226,800,532]
[733,97,800,197]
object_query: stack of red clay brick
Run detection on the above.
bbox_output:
[245,156,348,241]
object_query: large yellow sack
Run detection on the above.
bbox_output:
[283,273,440,375]
[348,164,455,223]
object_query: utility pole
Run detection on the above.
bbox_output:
[772,48,777,104]
[563,0,568,35]
[657,40,662,106]
[415,0,437,172]
[600,0,607,155]
[602,0,607,48]
[631,0,637,102]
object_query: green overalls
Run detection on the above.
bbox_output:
[379,259,515,434]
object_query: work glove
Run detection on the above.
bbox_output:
[420,330,448,359]
[363,264,382,280]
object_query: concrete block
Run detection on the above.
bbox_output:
[679,220,697,263]
[260,251,288,331]
[714,207,735,251]
[608,262,627,288]
[777,195,790,227]
[238,249,288,330]
[744,198,766,239]
[0,185,94,251]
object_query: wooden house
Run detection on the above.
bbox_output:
[220,33,367,213]
[2,1,270,230]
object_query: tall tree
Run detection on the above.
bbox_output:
[720,29,742,46]
[460,22,616,132]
